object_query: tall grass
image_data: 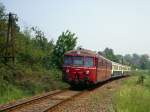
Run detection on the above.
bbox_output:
[0,64,69,104]
[112,71,150,112]
[0,85,28,104]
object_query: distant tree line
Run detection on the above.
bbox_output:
[98,48,150,69]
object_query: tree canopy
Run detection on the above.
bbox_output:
[52,30,77,67]
[99,48,150,69]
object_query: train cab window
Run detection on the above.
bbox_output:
[73,56,84,66]
[84,57,94,67]
[64,56,72,65]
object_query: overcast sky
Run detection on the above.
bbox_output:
[1,0,150,55]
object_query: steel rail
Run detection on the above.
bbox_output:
[43,91,85,112]
[0,89,67,112]
[0,76,128,112]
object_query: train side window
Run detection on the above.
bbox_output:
[84,57,94,67]
[119,66,122,70]
[114,65,118,70]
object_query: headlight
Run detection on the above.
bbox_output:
[85,70,89,74]
[66,69,69,73]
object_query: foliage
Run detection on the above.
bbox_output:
[0,63,69,104]
[0,3,71,104]
[0,1,150,105]
[112,72,150,112]
[99,48,150,70]
[101,48,119,62]
[113,85,150,112]
[0,3,7,57]
[137,75,146,85]
[52,30,77,67]
[0,85,26,104]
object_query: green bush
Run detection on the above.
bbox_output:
[0,64,68,104]
[113,85,150,112]
[0,85,27,104]
[112,72,150,112]
[137,75,146,85]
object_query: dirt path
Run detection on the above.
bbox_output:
[50,78,127,112]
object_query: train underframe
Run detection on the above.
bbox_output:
[63,71,129,87]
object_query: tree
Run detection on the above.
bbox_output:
[0,2,6,20]
[140,54,150,69]
[131,54,141,68]
[0,3,9,62]
[123,54,132,65]
[102,48,118,62]
[52,30,77,68]
[31,27,48,50]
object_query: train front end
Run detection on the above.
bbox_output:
[62,49,97,86]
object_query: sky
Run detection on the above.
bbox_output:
[1,0,150,55]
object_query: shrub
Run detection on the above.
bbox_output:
[112,72,150,112]
[0,63,68,104]
[113,85,150,112]
[137,75,146,85]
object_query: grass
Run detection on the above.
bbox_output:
[0,85,29,104]
[112,70,150,112]
[0,63,69,104]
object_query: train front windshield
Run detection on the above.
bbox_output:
[73,56,84,66]
[64,56,94,67]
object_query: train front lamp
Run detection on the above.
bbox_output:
[85,70,90,74]
[66,69,69,73]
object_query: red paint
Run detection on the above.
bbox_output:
[62,50,111,85]
[63,66,96,83]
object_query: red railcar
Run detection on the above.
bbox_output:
[62,49,111,86]
[62,48,130,86]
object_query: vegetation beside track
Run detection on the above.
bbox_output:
[112,70,150,112]
[0,2,150,107]
[0,2,76,104]
[0,63,69,104]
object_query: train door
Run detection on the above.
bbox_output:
[96,58,106,82]
[106,62,112,79]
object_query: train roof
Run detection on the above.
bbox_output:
[65,48,130,68]
[65,48,97,57]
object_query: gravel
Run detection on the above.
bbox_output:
[50,78,125,112]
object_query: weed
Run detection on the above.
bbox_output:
[112,71,150,112]
[0,64,68,104]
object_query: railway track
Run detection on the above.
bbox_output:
[0,89,84,112]
[0,76,127,112]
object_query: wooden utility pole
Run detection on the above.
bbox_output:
[4,12,17,63]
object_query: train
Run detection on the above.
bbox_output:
[62,48,131,87]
